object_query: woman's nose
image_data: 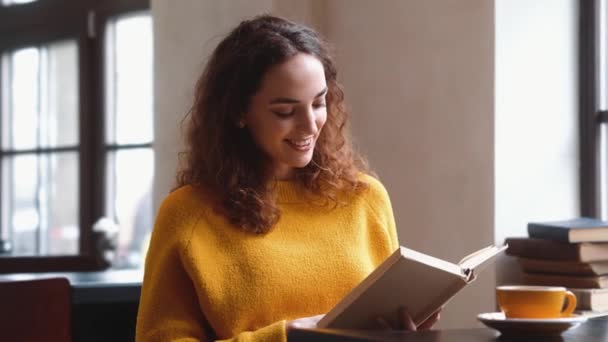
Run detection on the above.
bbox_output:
[297,106,318,134]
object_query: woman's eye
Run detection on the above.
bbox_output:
[272,110,295,118]
[313,102,326,109]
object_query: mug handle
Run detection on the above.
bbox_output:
[560,290,577,317]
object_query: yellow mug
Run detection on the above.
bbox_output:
[496,285,577,319]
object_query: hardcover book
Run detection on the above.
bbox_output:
[317,244,507,329]
[518,258,608,276]
[570,288,608,311]
[527,217,608,243]
[523,272,608,289]
[505,237,608,262]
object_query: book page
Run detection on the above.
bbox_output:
[458,244,507,275]
[318,255,467,329]
[400,247,465,277]
[319,247,474,329]
[318,244,507,330]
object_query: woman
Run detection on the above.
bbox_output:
[136,14,439,342]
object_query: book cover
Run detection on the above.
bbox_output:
[505,237,608,262]
[570,288,608,311]
[523,272,608,289]
[317,244,507,329]
[518,258,608,276]
[527,217,608,243]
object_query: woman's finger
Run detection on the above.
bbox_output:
[417,310,440,331]
[399,307,417,331]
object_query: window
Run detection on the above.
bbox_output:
[104,13,154,268]
[596,0,608,220]
[0,0,152,271]
[580,0,608,219]
[2,41,80,256]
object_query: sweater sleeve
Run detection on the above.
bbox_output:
[382,187,399,251]
[136,190,289,342]
[362,175,400,251]
[135,191,210,342]
[216,321,286,342]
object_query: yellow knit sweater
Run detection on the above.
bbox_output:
[136,174,398,341]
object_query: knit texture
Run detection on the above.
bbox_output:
[136,174,398,341]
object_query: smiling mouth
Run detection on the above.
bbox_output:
[286,137,314,151]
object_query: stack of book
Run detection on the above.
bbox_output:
[505,217,608,314]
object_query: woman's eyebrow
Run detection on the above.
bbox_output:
[269,87,328,105]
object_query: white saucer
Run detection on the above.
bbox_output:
[477,312,587,336]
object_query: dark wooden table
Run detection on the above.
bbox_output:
[0,269,142,304]
[0,269,142,342]
[288,315,608,341]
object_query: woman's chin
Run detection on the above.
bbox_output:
[294,157,314,169]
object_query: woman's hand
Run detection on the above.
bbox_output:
[377,307,441,331]
[286,314,325,330]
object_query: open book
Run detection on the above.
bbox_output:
[317,244,507,329]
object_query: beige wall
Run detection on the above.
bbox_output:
[152,0,494,329]
[324,0,494,329]
[152,0,274,203]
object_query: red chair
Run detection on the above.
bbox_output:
[0,277,72,342]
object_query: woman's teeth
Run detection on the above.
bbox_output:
[287,137,313,150]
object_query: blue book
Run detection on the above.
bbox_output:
[528,217,608,243]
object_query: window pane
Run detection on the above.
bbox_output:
[601,0,608,220]
[602,125,608,219]
[6,155,38,255]
[601,0,607,110]
[43,41,79,148]
[106,13,153,145]
[106,148,154,268]
[1,40,79,150]
[45,152,79,255]
[0,155,9,249]
[1,153,79,256]
[6,47,39,150]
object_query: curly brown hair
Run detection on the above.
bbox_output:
[176,14,369,234]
